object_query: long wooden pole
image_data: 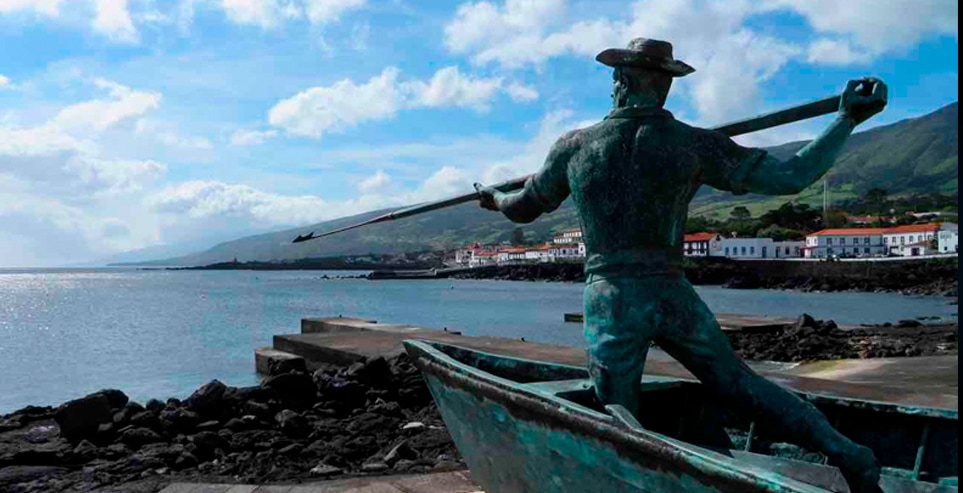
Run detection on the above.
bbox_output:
[292,95,841,243]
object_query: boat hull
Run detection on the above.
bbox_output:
[405,340,958,493]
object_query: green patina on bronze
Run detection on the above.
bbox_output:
[476,38,889,493]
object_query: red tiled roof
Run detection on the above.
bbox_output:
[684,232,716,242]
[809,228,887,236]
[883,224,940,234]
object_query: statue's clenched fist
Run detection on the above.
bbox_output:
[840,77,887,125]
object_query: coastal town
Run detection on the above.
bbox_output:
[449,216,959,267]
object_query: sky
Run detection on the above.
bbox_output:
[0,0,958,267]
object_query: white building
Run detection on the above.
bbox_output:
[772,241,805,258]
[803,228,887,258]
[683,232,723,257]
[553,228,583,244]
[525,244,555,263]
[718,237,803,259]
[938,224,958,254]
[883,224,940,257]
[550,243,582,259]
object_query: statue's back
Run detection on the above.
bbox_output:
[567,111,702,274]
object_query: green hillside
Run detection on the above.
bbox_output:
[144,102,958,266]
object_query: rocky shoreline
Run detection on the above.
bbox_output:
[0,355,462,493]
[450,257,959,297]
[2,313,957,492]
[728,314,958,362]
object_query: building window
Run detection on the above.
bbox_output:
[863,237,869,244]
[827,238,833,245]
[828,248,834,254]
[750,246,755,255]
[725,247,730,255]
[741,247,747,255]
[785,247,790,255]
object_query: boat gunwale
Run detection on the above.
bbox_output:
[404,339,835,493]
[415,340,959,421]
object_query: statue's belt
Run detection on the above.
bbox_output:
[584,250,685,280]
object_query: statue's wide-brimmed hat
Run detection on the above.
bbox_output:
[596,38,695,77]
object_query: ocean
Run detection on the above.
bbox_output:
[0,268,956,413]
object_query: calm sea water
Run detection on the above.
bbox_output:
[0,268,956,413]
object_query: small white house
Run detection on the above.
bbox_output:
[938,224,959,254]
[882,224,940,257]
[718,238,784,259]
[683,232,723,257]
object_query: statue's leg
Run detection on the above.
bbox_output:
[583,276,656,417]
[653,278,882,493]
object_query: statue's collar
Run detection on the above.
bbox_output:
[605,106,673,120]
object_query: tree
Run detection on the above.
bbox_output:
[757,224,803,241]
[511,227,526,245]
[863,187,888,223]
[730,206,752,221]
[759,202,822,232]
[824,210,848,228]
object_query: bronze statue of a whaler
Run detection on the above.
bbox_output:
[474,38,888,493]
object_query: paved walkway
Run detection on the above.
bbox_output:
[158,472,481,493]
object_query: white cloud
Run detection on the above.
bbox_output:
[767,0,957,57]
[409,66,504,111]
[218,0,364,29]
[0,0,63,16]
[269,66,536,138]
[0,124,88,156]
[54,79,161,132]
[0,0,139,43]
[303,0,365,24]
[0,74,10,88]
[268,67,405,138]
[806,38,873,65]
[64,155,167,196]
[230,128,278,146]
[506,82,538,102]
[442,0,801,123]
[357,170,390,193]
[92,0,138,43]
[148,180,331,226]
[136,119,213,150]
[220,0,288,28]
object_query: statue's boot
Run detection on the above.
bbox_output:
[828,443,883,493]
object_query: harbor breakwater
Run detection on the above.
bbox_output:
[450,257,959,296]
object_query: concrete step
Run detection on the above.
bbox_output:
[254,347,306,376]
[270,316,957,411]
[158,471,481,493]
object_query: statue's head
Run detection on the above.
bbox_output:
[596,38,694,108]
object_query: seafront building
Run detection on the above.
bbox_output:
[451,221,956,267]
[938,224,959,254]
[803,228,888,258]
[803,222,957,258]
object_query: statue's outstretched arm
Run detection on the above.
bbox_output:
[742,78,888,196]
[475,131,578,223]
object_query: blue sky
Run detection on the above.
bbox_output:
[0,0,957,266]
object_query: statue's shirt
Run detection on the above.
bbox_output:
[530,106,767,278]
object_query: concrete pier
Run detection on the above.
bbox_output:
[260,316,958,410]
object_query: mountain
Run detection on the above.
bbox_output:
[690,102,958,218]
[134,102,958,266]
